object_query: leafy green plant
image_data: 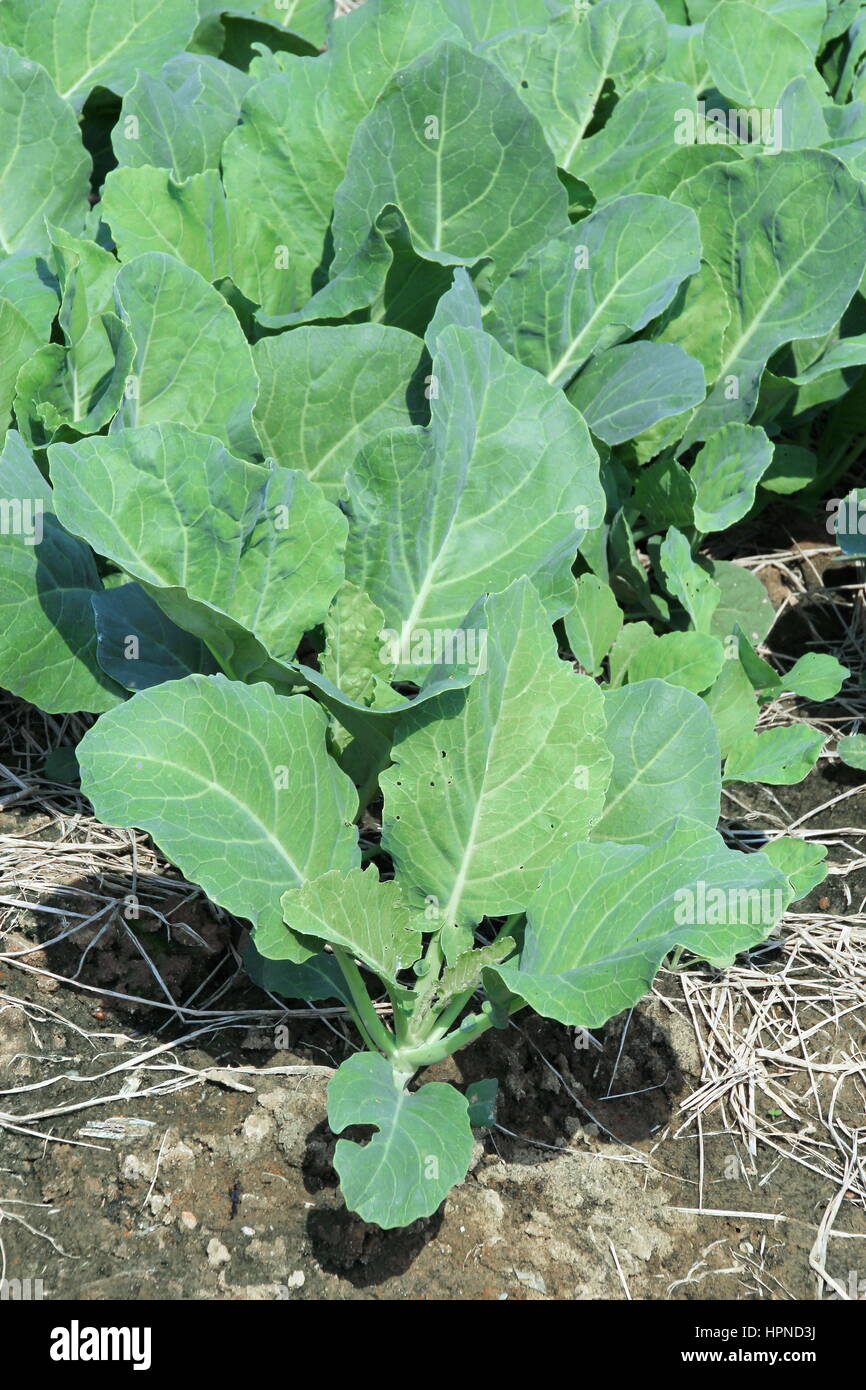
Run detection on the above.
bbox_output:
[0,0,859,1225]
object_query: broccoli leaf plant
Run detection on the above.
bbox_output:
[77,579,795,1228]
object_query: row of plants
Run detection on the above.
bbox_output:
[1,0,865,1227]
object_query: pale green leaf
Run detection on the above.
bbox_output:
[761,836,828,899]
[567,341,706,445]
[564,574,623,676]
[593,679,721,842]
[278,867,423,983]
[77,674,359,948]
[659,527,721,632]
[724,725,825,784]
[328,42,568,293]
[112,53,251,178]
[252,324,422,499]
[628,630,726,693]
[329,1053,473,1228]
[674,151,866,438]
[703,0,826,108]
[0,0,199,110]
[49,422,347,675]
[487,194,701,389]
[381,580,612,930]
[493,819,791,1027]
[0,46,90,255]
[691,424,774,533]
[703,658,760,760]
[112,253,259,457]
[346,325,603,676]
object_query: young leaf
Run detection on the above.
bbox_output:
[659,528,721,632]
[564,574,623,676]
[381,579,612,933]
[278,868,423,984]
[708,561,775,647]
[766,653,849,702]
[691,424,775,533]
[837,733,866,771]
[328,1053,474,1228]
[724,725,825,784]
[761,837,828,900]
[77,675,360,954]
[627,630,726,694]
[492,820,792,1028]
[702,658,760,760]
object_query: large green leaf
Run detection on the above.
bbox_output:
[487,194,701,389]
[77,674,360,946]
[567,341,706,445]
[91,582,220,691]
[703,0,826,108]
[277,867,423,983]
[221,0,462,314]
[0,0,199,111]
[252,325,423,499]
[480,0,668,171]
[0,430,121,713]
[381,580,612,935]
[346,324,603,675]
[593,680,721,843]
[570,79,698,203]
[327,41,569,293]
[111,54,251,178]
[112,253,259,457]
[329,1053,473,1228]
[492,819,791,1027]
[49,422,347,675]
[0,46,90,255]
[674,151,866,438]
[101,168,232,281]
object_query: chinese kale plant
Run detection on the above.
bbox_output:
[0,0,859,1225]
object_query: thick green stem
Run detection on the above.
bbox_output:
[332,947,396,1056]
